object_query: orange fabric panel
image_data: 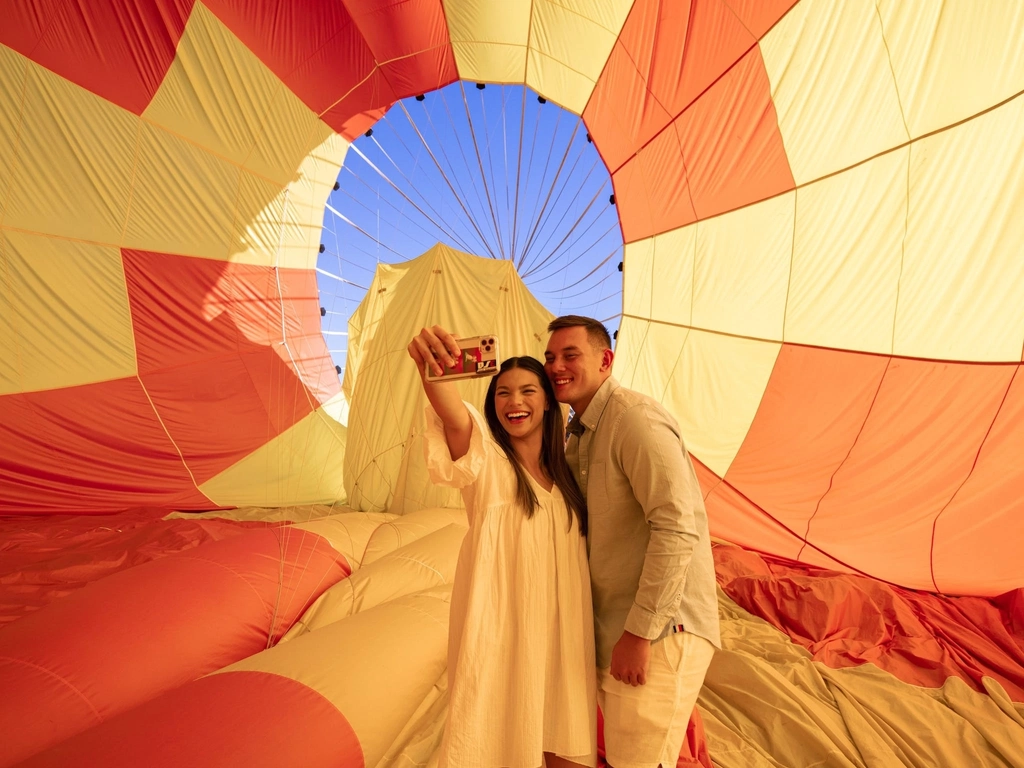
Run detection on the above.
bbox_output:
[0,527,349,766]
[584,0,756,173]
[122,250,334,485]
[0,0,194,114]
[611,123,696,244]
[16,671,362,768]
[0,508,261,629]
[806,358,1016,591]
[205,0,385,140]
[724,0,799,39]
[345,0,458,98]
[931,367,1024,595]
[714,543,1024,701]
[724,345,890,555]
[0,378,215,515]
[673,46,794,220]
[611,47,792,242]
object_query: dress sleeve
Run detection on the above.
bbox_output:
[422,402,490,488]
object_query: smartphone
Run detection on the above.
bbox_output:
[425,335,500,382]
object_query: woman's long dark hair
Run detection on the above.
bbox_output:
[483,356,587,535]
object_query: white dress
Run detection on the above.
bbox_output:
[424,404,598,768]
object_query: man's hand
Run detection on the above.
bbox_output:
[610,630,651,686]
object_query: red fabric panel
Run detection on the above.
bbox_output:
[0,378,216,515]
[805,358,1015,592]
[931,367,1024,595]
[715,543,1024,702]
[673,47,794,220]
[584,0,755,173]
[725,0,800,39]
[122,250,337,486]
[0,527,350,766]
[611,123,696,244]
[16,671,363,768]
[597,706,711,768]
[724,345,889,558]
[0,508,264,629]
[0,0,194,114]
[344,0,458,98]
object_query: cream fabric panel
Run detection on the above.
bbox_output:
[0,231,136,395]
[4,58,137,245]
[877,0,1024,138]
[527,0,632,115]
[0,46,29,225]
[623,227,696,325]
[293,510,398,567]
[199,404,347,507]
[760,0,909,185]
[615,317,780,477]
[217,589,451,768]
[692,193,794,342]
[343,244,554,514]
[895,96,1024,362]
[785,147,908,354]
[443,0,531,83]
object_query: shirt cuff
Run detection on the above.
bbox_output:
[624,602,673,641]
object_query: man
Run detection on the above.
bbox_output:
[544,315,721,768]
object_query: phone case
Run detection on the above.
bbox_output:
[425,335,500,382]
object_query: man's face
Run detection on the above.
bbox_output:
[544,326,612,414]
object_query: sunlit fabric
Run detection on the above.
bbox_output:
[1,1,1023,767]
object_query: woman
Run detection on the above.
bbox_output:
[408,325,597,768]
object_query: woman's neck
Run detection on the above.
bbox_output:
[511,432,546,477]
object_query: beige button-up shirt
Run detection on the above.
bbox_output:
[566,377,721,668]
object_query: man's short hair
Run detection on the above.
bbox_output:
[547,315,612,351]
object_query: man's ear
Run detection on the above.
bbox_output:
[602,348,614,372]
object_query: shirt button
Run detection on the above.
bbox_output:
[581,469,587,475]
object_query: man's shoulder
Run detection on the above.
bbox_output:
[606,383,673,418]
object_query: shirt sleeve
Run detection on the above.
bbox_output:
[614,403,703,640]
[422,402,489,489]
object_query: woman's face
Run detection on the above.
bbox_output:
[493,367,549,444]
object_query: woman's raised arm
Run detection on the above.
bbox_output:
[408,325,473,460]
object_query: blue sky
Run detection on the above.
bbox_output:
[317,82,624,376]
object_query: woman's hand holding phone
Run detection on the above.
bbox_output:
[408,325,472,459]
[408,325,462,380]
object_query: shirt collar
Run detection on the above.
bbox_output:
[572,376,618,435]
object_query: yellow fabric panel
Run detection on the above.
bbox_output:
[876,0,1024,138]
[0,46,30,225]
[786,147,908,354]
[343,244,554,514]
[218,589,452,768]
[443,0,530,83]
[123,120,239,259]
[144,3,289,172]
[692,193,794,342]
[262,132,349,270]
[199,404,347,507]
[615,318,780,477]
[164,504,359,523]
[361,507,468,566]
[292,511,398,569]
[283,522,466,641]
[0,231,136,395]
[701,586,1024,768]
[376,670,449,768]
[623,228,696,326]
[760,0,909,185]
[4,58,137,246]
[895,96,1024,362]
[526,0,632,115]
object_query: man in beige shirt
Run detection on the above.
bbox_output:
[544,315,721,768]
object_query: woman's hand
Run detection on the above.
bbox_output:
[408,325,462,380]
[409,325,472,460]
